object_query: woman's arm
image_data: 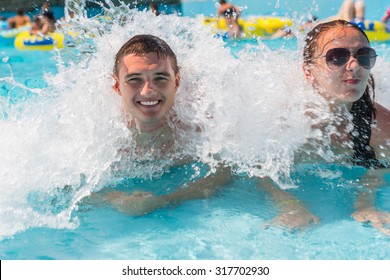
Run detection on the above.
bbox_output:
[258,177,319,231]
[350,103,390,236]
[351,169,390,236]
[371,102,390,150]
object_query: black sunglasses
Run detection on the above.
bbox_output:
[320,47,377,70]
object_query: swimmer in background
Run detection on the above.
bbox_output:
[58,10,76,30]
[149,3,160,16]
[302,19,390,235]
[381,6,390,24]
[271,15,318,39]
[39,10,56,34]
[7,8,31,29]
[337,0,365,22]
[102,34,231,215]
[29,16,42,35]
[60,10,75,21]
[216,0,241,38]
[40,1,53,16]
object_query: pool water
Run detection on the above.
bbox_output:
[1,1,390,260]
[2,165,390,260]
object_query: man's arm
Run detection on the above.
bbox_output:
[104,166,231,216]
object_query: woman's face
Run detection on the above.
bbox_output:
[305,26,371,107]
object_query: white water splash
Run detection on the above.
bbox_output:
[0,8,321,239]
[65,0,86,19]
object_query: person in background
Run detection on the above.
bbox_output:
[271,15,318,39]
[302,19,390,236]
[29,15,42,35]
[7,8,31,28]
[40,10,56,34]
[40,1,53,15]
[337,0,365,23]
[217,0,241,38]
[149,3,160,16]
[381,6,390,24]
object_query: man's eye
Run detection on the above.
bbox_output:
[155,76,167,81]
[128,78,142,83]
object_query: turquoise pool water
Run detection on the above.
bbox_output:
[1,1,390,260]
[1,164,390,259]
[182,0,388,20]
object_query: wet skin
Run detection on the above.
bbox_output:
[304,26,371,108]
[113,52,180,132]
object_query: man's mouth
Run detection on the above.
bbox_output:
[138,100,160,106]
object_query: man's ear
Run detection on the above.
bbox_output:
[112,74,121,96]
[175,72,180,90]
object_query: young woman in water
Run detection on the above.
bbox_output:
[302,19,390,235]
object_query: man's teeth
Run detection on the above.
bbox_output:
[140,100,159,106]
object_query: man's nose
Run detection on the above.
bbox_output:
[140,81,153,95]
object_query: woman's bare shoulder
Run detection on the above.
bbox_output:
[371,102,390,147]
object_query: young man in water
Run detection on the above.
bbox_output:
[7,8,31,28]
[105,35,318,232]
[104,34,230,215]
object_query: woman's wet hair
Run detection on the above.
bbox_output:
[113,34,178,76]
[303,19,369,65]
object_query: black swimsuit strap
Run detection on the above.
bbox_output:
[350,92,387,168]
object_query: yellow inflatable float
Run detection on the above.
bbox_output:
[204,16,293,38]
[353,20,390,42]
[14,31,64,51]
[0,24,31,39]
[204,17,390,42]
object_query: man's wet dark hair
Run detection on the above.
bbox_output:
[113,34,178,76]
[16,9,24,16]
